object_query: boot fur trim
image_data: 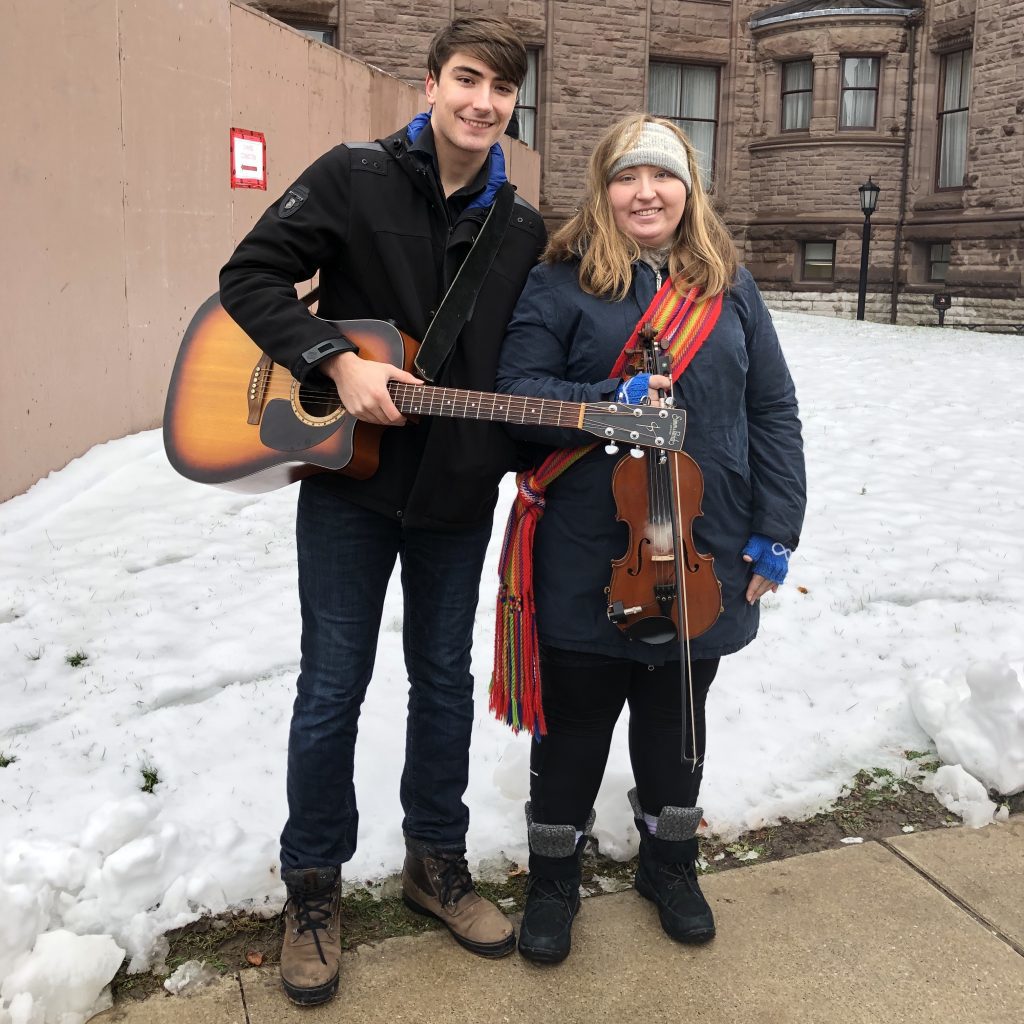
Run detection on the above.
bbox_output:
[525,802,596,859]
[627,787,702,841]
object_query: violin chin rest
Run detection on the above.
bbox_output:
[623,616,676,646]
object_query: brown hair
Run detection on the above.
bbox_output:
[545,114,739,300]
[426,16,528,88]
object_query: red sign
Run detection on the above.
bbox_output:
[230,128,267,190]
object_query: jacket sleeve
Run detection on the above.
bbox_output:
[496,267,620,449]
[218,146,354,382]
[737,269,807,549]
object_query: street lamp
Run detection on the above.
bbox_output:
[856,176,881,321]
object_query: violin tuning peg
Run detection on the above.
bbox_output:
[604,442,620,455]
[629,447,644,459]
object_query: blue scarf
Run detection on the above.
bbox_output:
[405,112,507,211]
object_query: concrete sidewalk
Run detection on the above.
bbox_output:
[96,817,1024,1024]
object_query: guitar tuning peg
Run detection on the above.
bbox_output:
[604,442,620,455]
[629,447,644,459]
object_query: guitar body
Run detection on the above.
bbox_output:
[163,295,417,493]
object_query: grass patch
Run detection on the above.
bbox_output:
[139,766,160,794]
[65,650,88,668]
[0,753,18,768]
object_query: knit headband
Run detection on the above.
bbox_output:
[607,122,692,189]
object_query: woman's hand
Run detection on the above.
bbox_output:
[741,534,792,603]
[744,569,779,604]
[647,374,672,404]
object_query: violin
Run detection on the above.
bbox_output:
[606,324,723,644]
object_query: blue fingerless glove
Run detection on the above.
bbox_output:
[615,373,651,405]
[742,534,792,585]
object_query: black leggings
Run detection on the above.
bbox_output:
[530,646,720,829]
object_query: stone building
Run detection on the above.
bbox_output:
[244,0,1023,328]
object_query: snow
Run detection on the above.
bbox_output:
[1,312,1023,1021]
[0,931,122,1024]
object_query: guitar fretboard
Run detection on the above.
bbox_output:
[387,382,583,428]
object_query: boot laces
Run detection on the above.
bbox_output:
[287,888,336,965]
[661,859,701,894]
[526,875,578,907]
[434,851,475,907]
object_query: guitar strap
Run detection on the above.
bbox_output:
[413,182,517,383]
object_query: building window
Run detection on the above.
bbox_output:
[839,57,879,129]
[929,242,951,281]
[781,60,812,131]
[288,24,336,46]
[513,49,540,148]
[648,61,719,187]
[802,241,835,281]
[937,50,972,189]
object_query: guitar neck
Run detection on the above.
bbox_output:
[387,382,585,430]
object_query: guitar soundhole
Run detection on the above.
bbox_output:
[291,380,344,427]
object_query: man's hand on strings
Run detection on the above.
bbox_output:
[322,351,422,425]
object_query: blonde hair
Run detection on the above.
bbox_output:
[545,114,738,300]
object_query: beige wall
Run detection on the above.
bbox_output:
[0,0,540,502]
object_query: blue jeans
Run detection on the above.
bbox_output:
[280,478,494,870]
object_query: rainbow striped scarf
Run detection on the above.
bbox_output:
[490,278,723,736]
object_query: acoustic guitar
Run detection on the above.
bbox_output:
[163,294,687,493]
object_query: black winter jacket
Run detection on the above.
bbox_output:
[219,124,546,529]
[496,261,806,662]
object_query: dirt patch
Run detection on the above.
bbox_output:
[696,764,958,871]
[110,756,967,1003]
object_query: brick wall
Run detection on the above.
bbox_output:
[243,0,1022,322]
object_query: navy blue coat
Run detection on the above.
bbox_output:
[496,260,806,663]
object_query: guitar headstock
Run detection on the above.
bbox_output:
[581,404,687,452]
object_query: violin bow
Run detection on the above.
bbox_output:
[641,323,701,773]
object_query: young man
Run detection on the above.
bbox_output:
[219,16,546,1006]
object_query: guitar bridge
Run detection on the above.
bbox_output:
[247,354,273,425]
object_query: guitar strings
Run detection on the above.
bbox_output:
[248,380,680,435]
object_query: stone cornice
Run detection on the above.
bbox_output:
[748,135,905,153]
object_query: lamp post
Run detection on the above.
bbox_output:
[856,176,881,321]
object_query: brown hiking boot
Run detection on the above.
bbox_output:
[401,843,515,958]
[280,866,341,1005]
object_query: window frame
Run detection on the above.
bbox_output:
[780,59,813,133]
[647,60,721,188]
[801,241,836,282]
[838,55,880,131]
[282,22,337,46]
[928,242,952,282]
[514,48,541,149]
[935,49,972,191]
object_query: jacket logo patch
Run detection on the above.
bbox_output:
[278,185,309,218]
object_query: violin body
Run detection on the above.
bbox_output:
[607,447,723,643]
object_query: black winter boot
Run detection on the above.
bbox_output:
[629,788,715,944]
[517,804,594,964]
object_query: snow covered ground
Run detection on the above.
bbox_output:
[2,312,1023,1022]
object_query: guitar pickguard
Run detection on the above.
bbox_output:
[260,398,345,453]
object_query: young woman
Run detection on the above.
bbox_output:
[494,114,806,963]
